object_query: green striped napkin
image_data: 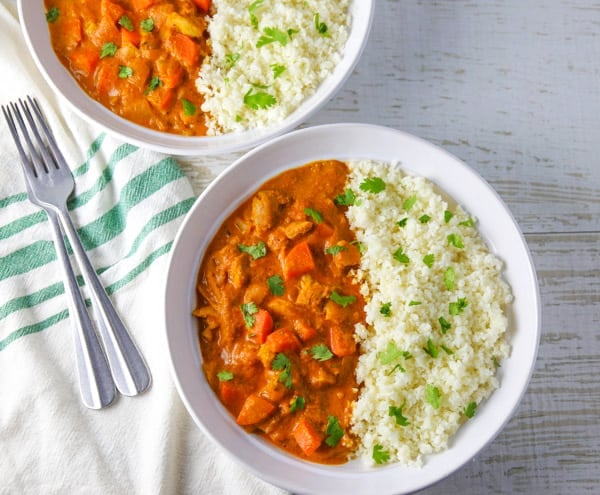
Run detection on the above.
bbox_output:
[0,2,285,494]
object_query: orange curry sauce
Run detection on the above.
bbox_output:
[45,0,211,135]
[195,161,365,464]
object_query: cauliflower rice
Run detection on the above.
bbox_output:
[346,159,512,466]
[197,0,350,135]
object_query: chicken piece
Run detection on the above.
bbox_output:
[266,228,289,257]
[301,358,336,388]
[251,190,287,231]
[228,254,248,289]
[192,305,220,341]
[266,298,300,319]
[324,299,347,324]
[243,282,269,305]
[296,275,329,309]
[281,221,313,240]
[259,370,290,403]
[328,240,361,270]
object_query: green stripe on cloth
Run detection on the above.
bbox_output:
[0,240,174,352]
[0,282,65,320]
[0,211,46,241]
[0,192,28,209]
[0,240,56,281]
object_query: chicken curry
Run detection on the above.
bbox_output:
[45,0,211,135]
[194,160,365,464]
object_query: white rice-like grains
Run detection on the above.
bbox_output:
[346,159,512,466]
[197,0,350,135]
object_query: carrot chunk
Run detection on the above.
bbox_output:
[69,47,100,77]
[236,394,275,426]
[167,33,200,67]
[294,322,317,342]
[328,326,356,357]
[293,418,324,456]
[121,28,141,47]
[219,381,244,412]
[192,0,212,12]
[283,241,315,280]
[265,328,301,353]
[249,309,274,344]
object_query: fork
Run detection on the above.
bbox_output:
[3,97,151,399]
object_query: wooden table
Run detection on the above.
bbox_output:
[179,1,600,493]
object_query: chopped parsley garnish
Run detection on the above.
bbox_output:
[359,176,386,194]
[290,396,305,413]
[271,63,286,78]
[140,18,154,32]
[46,6,59,23]
[243,88,277,110]
[226,53,241,68]
[145,76,162,94]
[217,370,234,382]
[423,253,435,268]
[419,214,431,223]
[240,302,258,328]
[272,353,292,389]
[393,247,410,264]
[403,196,417,211]
[397,217,408,228]
[441,344,454,355]
[447,233,464,248]
[118,15,134,32]
[444,210,454,223]
[238,240,267,260]
[248,0,264,29]
[379,302,392,317]
[257,27,292,47]
[423,338,438,358]
[426,384,442,409]
[267,274,284,296]
[325,416,344,447]
[314,12,329,36]
[334,188,356,206]
[408,300,421,306]
[378,342,411,365]
[438,316,451,334]
[100,42,118,59]
[325,244,347,255]
[389,401,410,426]
[449,297,468,315]
[181,98,197,116]
[118,65,133,79]
[464,401,477,418]
[330,290,356,307]
[459,217,476,227]
[310,344,333,362]
[444,266,455,290]
[304,207,323,223]
[372,444,390,464]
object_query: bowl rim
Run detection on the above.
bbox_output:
[164,123,541,494]
[17,0,375,156]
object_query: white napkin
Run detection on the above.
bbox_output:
[0,2,286,494]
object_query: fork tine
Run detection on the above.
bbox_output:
[19,98,59,172]
[1,105,31,170]
[27,96,68,171]
[8,101,47,177]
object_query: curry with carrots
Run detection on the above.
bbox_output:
[194,160,365,464]
[44,0,211,134]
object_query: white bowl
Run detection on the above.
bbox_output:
[18,1,374,155]
[164,123,541,494]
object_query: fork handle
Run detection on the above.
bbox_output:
[55,206,152,396]
[47,210,116,409]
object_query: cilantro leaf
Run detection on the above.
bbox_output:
[359,177,386,194]
[449,297,468,315]
[423,338,438,358]
[389,401,410,426]
[257,27,290,47]
[240,302,259,328]
[325,416,344,447]
[330,290,356,307]
[46,6,59,22]
[444,210,454,223]
[272,353,292,389]
[351,240,365,254]
[426,384,442,409]
[444,266,455,290]
[310,344,333,362]
[438,316,451,334]
[145,76,162,94]
[397,217,408,228]
[393,247,410,264]
[447,233,464,248]
[118,15,134,32]
[441,344,454,355]
[100,42,118,59]
[248,0,264,29]
[403,196,417,211]
[267,274,284,296]
[118,65,133,79]
[373,444,390,464]
[378,342,409,365]
[314,12,329,36]
[419,214,431,223]
[217,370,233,382]
[408,300,421,306]
[181,98,197,116]
[464,401,477,418]
[304,207,323,223]
[423,253,435,268]
[271,63,286,78]
[244,88,277,110]
[459,217,476,227]
[334,188,356,206]
[379,302,392,317]
[290,396,305,413]
[326,244,347,255]
[386,363,406,375]
[238,241,267,260]
[141,18,154,32]
[226,53,241,69]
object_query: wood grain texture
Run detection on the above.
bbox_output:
[179,1,600,493]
